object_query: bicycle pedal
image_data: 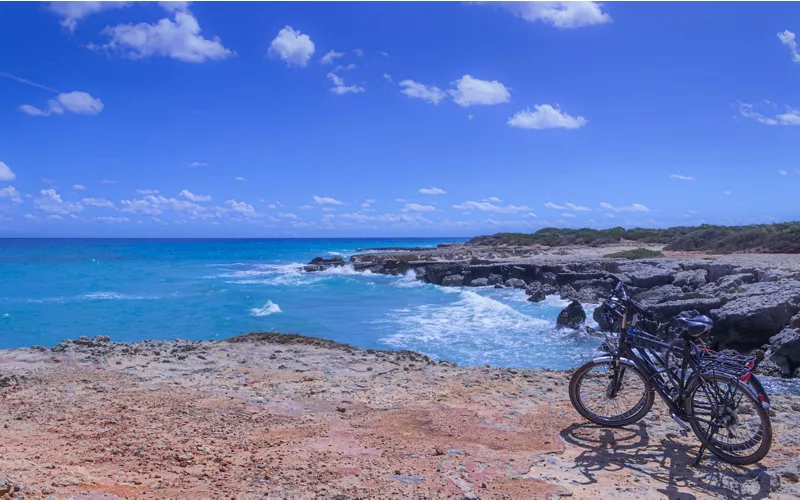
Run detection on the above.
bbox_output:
[679,429,688,437]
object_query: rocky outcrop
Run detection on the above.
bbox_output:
[557,301,586,328]
[709,282,800,348]
[304,256,346,272]
[298,245,800,377]
[763,328,800,377]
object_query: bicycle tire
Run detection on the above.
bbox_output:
[569,359,655,427]
[685,372,772,465]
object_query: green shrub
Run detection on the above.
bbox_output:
[603,248,665,259]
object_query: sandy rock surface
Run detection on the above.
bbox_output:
[1,334,799,500]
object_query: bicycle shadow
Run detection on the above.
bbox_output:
[559,422,773,499]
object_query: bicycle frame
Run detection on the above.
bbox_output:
[599,310,762,429]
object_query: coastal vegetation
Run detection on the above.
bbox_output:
[466,222,800,254]
[603,248,665,259]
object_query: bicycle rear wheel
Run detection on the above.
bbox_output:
[685,373,772,465]
[569,359,654,427]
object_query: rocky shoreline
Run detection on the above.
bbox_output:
[305,244,800,379]
[1,333,799,499]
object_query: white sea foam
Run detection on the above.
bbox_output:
[250,300,282,317]
[389,269,425,288]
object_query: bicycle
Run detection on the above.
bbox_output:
[569,281,773,465]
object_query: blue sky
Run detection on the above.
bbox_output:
[0,1,798,237]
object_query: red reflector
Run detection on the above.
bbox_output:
[746,361,754,369]
[759,394,765,402]
[740,372,751,382]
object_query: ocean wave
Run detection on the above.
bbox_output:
[26,292,161,303]
[250,300,281,317]
[389,270,425,288]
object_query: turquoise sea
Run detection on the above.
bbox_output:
[0,238,602,368]
[1,238,798,394]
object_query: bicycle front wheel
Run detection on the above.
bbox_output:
[569,359,654,427]
[685,373,772,465]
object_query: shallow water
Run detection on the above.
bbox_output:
[0,238,796,394]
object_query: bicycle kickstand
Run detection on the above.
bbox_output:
[692,443,706,467]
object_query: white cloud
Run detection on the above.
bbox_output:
[449,75,510,107]
[268,26,315,67]
[525,212,537,218]
[402,203,436,212]
[313,195,343,205]
[599,202,649,212]
[395,198,408,203]
[97,12,234,63]
[334,63,356,72]
[278,212,298,219]
[20,91,104,117]
[120,195,220,220]
[419,187,446,195]
[723,190,732,195]
[158,2,191,12]
[73,184,87,191]
[778,30,800,63]
[187,161,208,167]
[320,50,344,64]
[779,169,788,176]
[544,201,590,211]
[484,197,502,203]
[235,176,246,181]
[327,72,364,95]
[136,189,159,195]
[353,48,365,57]
[95,216,130,223]
[34,189,83,214]
[737,101,800,126]
[82,197,115,208]
[493,1,612,29]
[383,73,393,84]
[0,162,16,181]
[399,80,446,104]
[508,104,587,130]
[453,201,531,213]
[0,186,23,205]
[180,189,211,202]
[561,213,576,218]
[48,1,130,32]
[669,174,694,181]
[299,205,314,210]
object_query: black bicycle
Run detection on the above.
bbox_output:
[569,281,773,465]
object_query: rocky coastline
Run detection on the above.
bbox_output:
[305,243,800,379]
[1,333,799,499]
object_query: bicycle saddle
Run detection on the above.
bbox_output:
[677,315,713,337]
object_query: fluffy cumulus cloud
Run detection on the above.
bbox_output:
[599,202,649,212]
[225,199,257,218]
[81,197,115,208]
[419,187,446,195]
[120,194,231,220]
[508,105,587,130]
[401,203,435,212]
[449,75,510,107]
[778,30,800,63]
[493,1,612,29]
[544,202,590,211]
[48,1,130,32]
[399,80,447,104]
[73,184,87,191]
[320,50,344,64]
[0,186,23,205]
[136,189,159,195]
[313,195,343,205]
[669,174,694,181]
[179,189,211,202]
[34,189,84,214]
[737,101,800,126]
[95,12,234,63]
[20,91,104,117]
[268,26,315,67]
[453,201,531,213]
[0,162,15,181]
[327,73,364,95]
